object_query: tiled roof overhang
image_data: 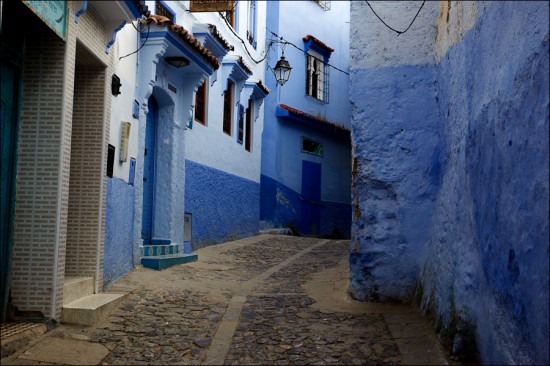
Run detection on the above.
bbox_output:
[302,35,334,53]
[145,15,220,70]
[256,80,270,96]
[207,24,234,52]
[276,104,349,136]
[237,56,253,76]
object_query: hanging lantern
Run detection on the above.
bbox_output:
[273,55,292,86]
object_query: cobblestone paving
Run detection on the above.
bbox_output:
[226,296,400,365]
[3,235,451,365]
[224,240,402,365]
[90,291,227,365]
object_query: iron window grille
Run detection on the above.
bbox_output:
[306,52,329,103]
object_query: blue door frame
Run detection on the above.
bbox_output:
[300,160,322,235]
[141,96,157,244]
[1,45,22,321]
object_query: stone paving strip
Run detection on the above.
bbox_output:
[1,235,453,365]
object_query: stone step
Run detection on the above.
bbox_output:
[139,244,179,257]
[141,253,198,270]
[63,276,94,305]
[62,293,126,326]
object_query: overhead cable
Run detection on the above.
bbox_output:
[364,0,426,35]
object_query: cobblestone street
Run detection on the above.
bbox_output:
[2,235,451,365]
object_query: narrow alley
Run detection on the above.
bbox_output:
[2,235,449,365]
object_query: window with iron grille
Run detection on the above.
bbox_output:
[306,51,329,103]
[301,137,323,156]
[194,80,207,125]
[156,1,175,21]
[245,99,253,152]
[223,79,234,135]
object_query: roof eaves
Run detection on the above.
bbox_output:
[145,15,220,70]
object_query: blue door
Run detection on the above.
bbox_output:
[141,96,157,243]
[300,160,322,235]
[1,55,21,321]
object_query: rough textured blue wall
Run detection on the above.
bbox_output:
[104,177,135,287]
[185,160,260,248]
[350,1,549,364]
[261,174,351,238]
[349,63,442,301]
[418,2,549,364]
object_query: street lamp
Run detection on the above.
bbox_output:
[273,55,292,86]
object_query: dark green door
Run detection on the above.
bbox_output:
[1,48,22,321]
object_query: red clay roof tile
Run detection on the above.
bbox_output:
[302,35,334,53]
[146,15,220,70]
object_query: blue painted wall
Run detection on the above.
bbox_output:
[184,160,260,248]
[261,1,351,237]
[261,174,351,238]
[350,1,549,363]
[104,177,135,287]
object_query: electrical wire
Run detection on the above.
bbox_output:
[119,22,150,61]
[218,10,271,64]
[267,30,350,76]
[364,0,426,35]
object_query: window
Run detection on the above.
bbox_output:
[237,103,245,144]
[245,99,253,152]
[194,80,207,125]
[306,50,329,102]
[302,137,323,156]
[223,79,234,135]
[247,0,257,48]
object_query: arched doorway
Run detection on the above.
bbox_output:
[142,95,158,244]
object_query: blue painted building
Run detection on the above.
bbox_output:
[261,0,351,238]
[104,0,270,280]
[349,1,549,363]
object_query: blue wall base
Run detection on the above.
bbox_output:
[141,253,198,270]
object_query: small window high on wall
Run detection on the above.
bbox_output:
[194,80,207,125]
[306,49,329,103]
[223,79,234,135]
[301,137,323,156]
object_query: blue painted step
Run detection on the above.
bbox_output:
[141,253,198,270]
[140,244,178,257]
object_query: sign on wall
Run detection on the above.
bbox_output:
[189,0,233,12]
[22,0,67,41]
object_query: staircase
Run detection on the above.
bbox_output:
[140,242,198,270]
[62,277,126,326]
